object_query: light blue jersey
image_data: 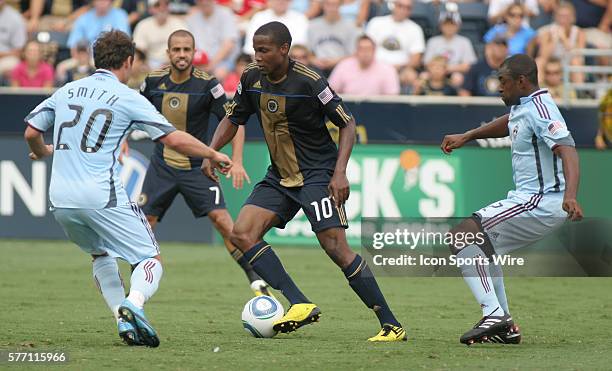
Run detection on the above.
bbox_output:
[26,69,176,209]
[507,89,575,195]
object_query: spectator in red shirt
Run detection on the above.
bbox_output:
[10,40,54,88]
[223,53,252,93]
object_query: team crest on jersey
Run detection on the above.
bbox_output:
[267,99,279,113]
[137,193,148,207]
[512,124,519,140]
[169,97,181,109]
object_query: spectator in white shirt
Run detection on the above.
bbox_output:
[243,0,309,54]
[365,0,425,70]
[133,0,187,69]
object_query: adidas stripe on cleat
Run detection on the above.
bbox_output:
[460,314,514,345]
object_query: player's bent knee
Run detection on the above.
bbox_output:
[448,216,495,258]
[230,229,256,251]
[448,217,482,255]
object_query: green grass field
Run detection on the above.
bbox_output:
[1,240,611,370]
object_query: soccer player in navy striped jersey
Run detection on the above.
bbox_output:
[203,21,406,342]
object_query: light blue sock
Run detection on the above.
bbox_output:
[457,245,504,317]
[489,262,510,314]
[92,255,125,319]
[127,258,163,309]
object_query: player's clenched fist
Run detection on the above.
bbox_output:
[562,198,583,221]
[28,144,53,160]
[441,133,470,154]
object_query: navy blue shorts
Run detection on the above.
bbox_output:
[245,177,348,233]
[138,159,226,221]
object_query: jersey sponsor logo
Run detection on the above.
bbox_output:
[253,80,261,89]
[211,83,225,99]
[168,97,181,109]
[547,120,565,135]
[318,86,333,105]
[267,99,279,113]
[158,83,167,90]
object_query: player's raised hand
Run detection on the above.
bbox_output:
[213,151,233,175]
[28,144,53,160]
[328,172,350,207]
[441,133,470,154]
[227,162,251,189]
[201,158,219,182]
[563,198,583,221]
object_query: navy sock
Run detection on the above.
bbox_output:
[343,255,401,327]
[243,241,309,305]
[231,249,261,283]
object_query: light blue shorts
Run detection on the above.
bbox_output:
[474,191,567,255]
[52,202,160,265]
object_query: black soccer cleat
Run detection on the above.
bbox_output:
[460,313,514,345]
[487,323,522,344]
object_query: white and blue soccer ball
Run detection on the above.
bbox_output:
[241,296,284,338]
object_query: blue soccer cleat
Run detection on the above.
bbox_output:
[118,299,160,348]
[118,318,142,346]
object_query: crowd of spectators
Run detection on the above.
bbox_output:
[0,0,610,99]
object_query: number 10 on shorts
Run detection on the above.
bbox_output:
[310,197,333,222]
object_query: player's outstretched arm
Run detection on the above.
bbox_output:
[24,126,53,160]
[202,117,239,182]
[160,131,232,173]
[441,113,510,154]
[554,145,583,221]
[329,118,356,207]
[228,125,251,189]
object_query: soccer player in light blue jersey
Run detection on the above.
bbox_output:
[24,30,232,347]
[441,54,583,345]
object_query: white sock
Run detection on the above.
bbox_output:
[92,255,125,320]
[127,258,163,309]
[489,262,510,314]
[457,245,504,317]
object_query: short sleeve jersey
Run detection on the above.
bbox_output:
[226,60,353,187]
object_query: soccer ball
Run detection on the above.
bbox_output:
[241,296,284,338]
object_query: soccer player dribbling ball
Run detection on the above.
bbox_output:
[24,30,232,347]
[202,21,407,342]
[441,54,583,345]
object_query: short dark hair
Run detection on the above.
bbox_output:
[254,21,292,48]
[499,53,538,85]
[235,53,252,64]
[167,29,195,49]
[357,34,375,47]
[93,30,135,70]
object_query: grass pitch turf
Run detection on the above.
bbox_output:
[1,240,611,370]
